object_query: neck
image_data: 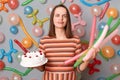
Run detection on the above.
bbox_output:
[55,28,67,40]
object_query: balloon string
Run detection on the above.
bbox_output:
[106,73,120,80]
[3,67,33,76]
[14,39,29,54]
[19,18,39,48]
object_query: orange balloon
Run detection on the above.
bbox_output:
[21,37,33,48]
[106,7,118,19]
[101,46,115,58]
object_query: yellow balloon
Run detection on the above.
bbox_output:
[101,46,115,58]
[106,7,118,19]
[21,37,33,48]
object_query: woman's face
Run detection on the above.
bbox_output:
[53,7,68,29]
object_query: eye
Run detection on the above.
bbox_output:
[63,14,67,18]
[54,14,59,17]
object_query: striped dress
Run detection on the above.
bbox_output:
[39,36,81,80]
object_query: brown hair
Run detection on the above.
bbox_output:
[48,4,73,38]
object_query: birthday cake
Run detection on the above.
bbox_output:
[20,51,48,67]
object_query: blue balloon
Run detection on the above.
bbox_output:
[97,77,106,80]
[10,26,18,34]
[24,6,33,15]
[98,22,107,31]
[117,50,120,56]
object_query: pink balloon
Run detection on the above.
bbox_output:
[72,26,85,37]
[111,64,120,74]
[0,77,9,80]
[46,5,54,15]
[32,26,43,37]
[0,32,5,43]
[8,13,20,25]
[8,0,19,10]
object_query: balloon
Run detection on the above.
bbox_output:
[111,34,120,45]
[72,26,85,37]
[111,64,120,74]
[32,26,43,37]
[8,0,19,10]
[14,52,23,63]
[24,6,33,15]
[97,77,106,80]
[98,22,107,31]
[11,73,22,80]
[19,18,39,48]
[0,60,5,70]
[117,50,120,56]
[106,7,118,19]
[10,26,18,34]
[0,32,5,43]
[69,3,81,15]
[46,5,54,15]
[14,39,28,53]
[0,76,9,80]
[99,2,110,20]
[22,37,33,48]
[91,6,102,16]
[8,13,20,25]
[101,46,115,58]
[21,0,33,6]
[39,0,47,4]
[0,0,9,12]
[0,15,3,24]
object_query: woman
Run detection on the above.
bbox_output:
[38,4,92,80]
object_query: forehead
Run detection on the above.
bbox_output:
[54,7,67,14]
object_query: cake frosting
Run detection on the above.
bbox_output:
[20,51,48,67]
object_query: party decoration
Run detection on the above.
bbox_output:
[24,6,33,15]
[71,12,86,32]
[91,6,102,16]
[32,26,43,37]
[65,25,109,67]
[0,76,9,80]
[8,0,19,10]
[111,34,120,45]
[111,64,120,74]
[11,73,22,80]
[89,16,97,47]
[46,5,54,15]
[117,50,120,56]
[14,52,23,63]
[98,22,107,31]
[97,77,106,80]
[106,73,120,80]
[101,46,115,59]
[0,0,9,12]
[14,39,29,53]
[4,67,33,76]
[10,26,18,34]
[39,0,47,4]
[0,39,18,63]
[88,58,101,75]
[26,9,49,27]
[21,0,33,6]
[106,7,118,26]
[79,0,110,7]
[0,60,5,70]
[0,32,5,43]
[69,3,81,15]
[8,13,20,25]
[72,25,85,37]
[0,15,3,24]
[61,0,73,4]
[99,2,110,20]
[21,37,33,49]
